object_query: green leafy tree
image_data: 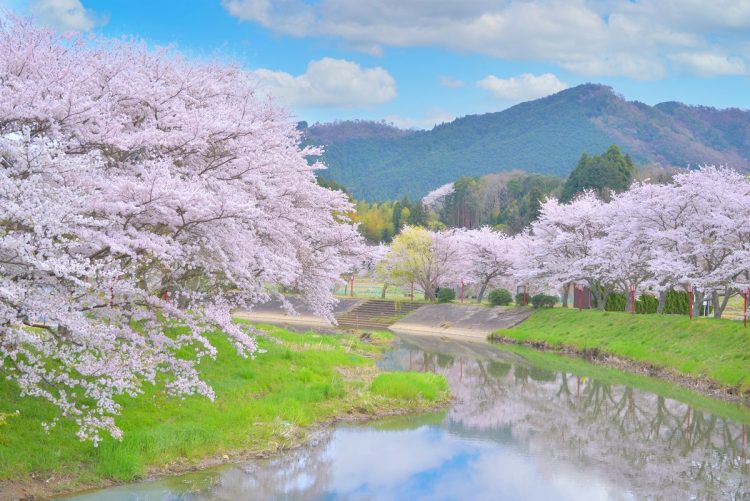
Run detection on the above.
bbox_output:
[376,227,459,301]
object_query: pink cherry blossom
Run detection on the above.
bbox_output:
[0,18,366,443]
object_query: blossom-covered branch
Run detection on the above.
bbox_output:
[0,18,366,443]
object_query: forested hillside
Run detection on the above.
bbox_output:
[310,84,750,201]
[426,171,563,234]
[301,120,414,144]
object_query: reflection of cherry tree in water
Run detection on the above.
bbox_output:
[205,431,335,499]
[400,344,749,498]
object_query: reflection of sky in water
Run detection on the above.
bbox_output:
[61,335,750,501]
[63,422,633,501]
[321,426,632,501]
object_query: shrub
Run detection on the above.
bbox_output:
[515,292,530,305]
[607,292,659,313]
[636,294,658,314]
[437,288,456,303]
[605,293,626,312]
[488,288,513,306]
[664,290,689,315]
[531,294,557,309]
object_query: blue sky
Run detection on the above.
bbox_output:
[5,0,750,128]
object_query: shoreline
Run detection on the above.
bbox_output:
[488,334,750,406]
[0,328,450,501]
[5,402,447,501]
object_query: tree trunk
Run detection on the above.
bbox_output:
[657,290,666,314]
[599,289,609,311]
[561,283,570,308]
[624,291,633,313]
[590,284,603,310]
[691,291,704,318]
[477,280,490,303]
[381,282,388,299]
[711,291,720,319]
[712,290,732,319]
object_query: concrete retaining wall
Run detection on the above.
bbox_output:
[390,304,534,341]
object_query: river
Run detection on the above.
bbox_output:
[60,333,750,500]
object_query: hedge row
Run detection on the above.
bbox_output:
[604,290,689,314]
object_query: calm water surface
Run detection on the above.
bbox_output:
[62,333,750,500]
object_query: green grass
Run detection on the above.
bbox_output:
[495,308,750,392]
[370,372,448,402]
[0,325,448,495]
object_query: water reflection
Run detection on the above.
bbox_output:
[384,335,750,499]
[231,425,632,501]
[62,335,750,500]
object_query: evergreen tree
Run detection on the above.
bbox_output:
[560,145,635,203]
[392,200,403,232]
[406,199,429,226]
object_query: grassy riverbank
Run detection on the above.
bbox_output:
[492,308,750,395]
[495,342,750,424]
[0,325,449,499]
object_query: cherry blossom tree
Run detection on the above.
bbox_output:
[422,183,455,209]
[517,167,750,317]
[452,227,519,302]
[631,167,750,317]
[0,19,365,443]
[520,192,615,308]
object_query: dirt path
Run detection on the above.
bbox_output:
[233,297,362,330]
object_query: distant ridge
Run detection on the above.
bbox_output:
[307,84,750,201]
[302,119,414,144]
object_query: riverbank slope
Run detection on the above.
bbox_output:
[0,325,449,500]
[391,304,533,340]
[490,308,750,400]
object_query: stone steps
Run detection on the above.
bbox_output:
[335,300,423,330]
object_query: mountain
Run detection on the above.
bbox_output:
[301,119,415,144]
[307,84,750,201]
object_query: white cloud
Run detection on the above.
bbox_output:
[221,0,313,35]
[439,76,465,88]
[29,0,106,31]
[251,58,396,109]
[669,51,747,76]
[329,428,463,494]
[384,108,454,130]
[222,0,270,24]
[477,73,568,102]
[223,0,750,79]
